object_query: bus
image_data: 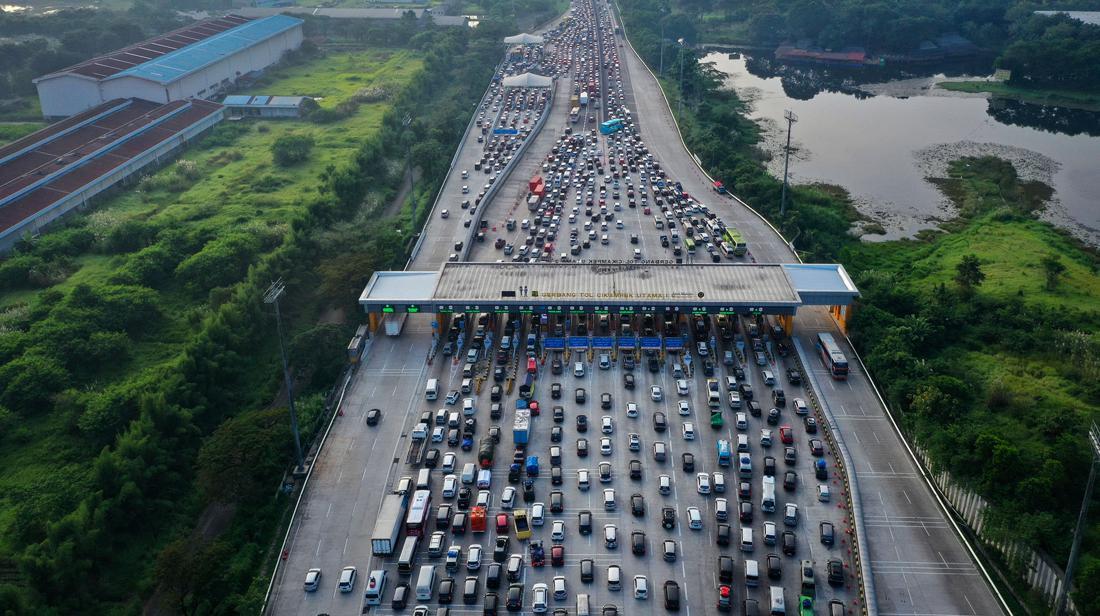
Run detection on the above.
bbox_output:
[599,119,624,135]
[405,489,432,536]
[816,333,849,380]
[723,228,747,256]
[683,236,696,256]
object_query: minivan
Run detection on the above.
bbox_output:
[416,468,431,490]
[426,379,439,401]
[338,566,357,593]
[761,370,775,386]
[744,559,760,587]
[577,593,591,616]
[416,565,436,600]
[365,570,386,605]
[741,527,754,552]
[769,586,786,615]
[607,565,622,590]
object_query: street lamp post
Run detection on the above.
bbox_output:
[1056,421,1100,615]
[779,109,797,217]
[265,279,306,475]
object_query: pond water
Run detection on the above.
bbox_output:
[705,53,1100,244]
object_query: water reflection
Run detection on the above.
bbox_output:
[987,98,1100,138]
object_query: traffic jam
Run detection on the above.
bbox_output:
[317,1,858,615]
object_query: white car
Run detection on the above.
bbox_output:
[501,486,517,509]
[553,575,567,600]
[682,422,695,440]
[602,416,614,434]
[633,575,648,600]
[462,185,469,194]
[442,452,457,472]
[628,433,641,451]
[578,468,591,490]
[604,523,618,548]
[476,489,491,508]
[303,567,321,592]
[687,506,703,530]
[818,484,831,502]
[794,398,810,415]
[532,582,549,613]
[600,437,613,456]
[784,503,799,526]
[760,429,773,447]
[658,474,671,495]
[337,566,357,593]
[466,544,483,570]
[677,401,691,416]
[463,398,475,415]
[764,521,777,545]
[696,472,711,494]
[531,502,545,526]
[440,208,450,219]
[431,426,445,442]
[676,379,689,396]
[574,362,585,377]
[650,386,663,401]
[442,474,458,498]
[551,520,566,541]
[626,402,639,418]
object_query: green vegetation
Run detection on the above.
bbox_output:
[0,13,504,608]
[617,0,1100,605]
[0,123,45,145]
[937,80,1100,112]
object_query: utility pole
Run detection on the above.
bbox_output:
[779,109,797,217]
[403,113,415,216]
[1056,421,1100,616]
[677,38,685,117]
[265,279,306,476]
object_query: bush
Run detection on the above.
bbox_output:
[271,133,315,167]
[101,219,157,254]
[174,232,263,292]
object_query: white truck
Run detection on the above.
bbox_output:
[384,313,408,336]
[371,494,408,556]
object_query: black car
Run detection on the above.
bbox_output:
[457,488,471,509]
[809,439,824,457]
[764,456,776,477]
[682,452,695,472]
[551,382,562,399]
[653,412,668,432]
[767,408,780,425]
[486,562,503,589]
[553,406,565,423]
[784,447,797,465]
[716,523,731,546]
[702,359,715,376]
[494,366,506,382]
[805,416,818,434]
[631,530,646,555]
[772,389,786,406]
[739,501,753,524]
[391,582,410,609]
[551,466,563,485]
[578,510,593,534]
[629,459,642,480]
[577,438,589,457]
[787,368,802,385]
[600,392,612,409]
[576,414,588,432]
[550,490,564,513]
[437,505,452,529]
[782,531,797,556]
[506,583,523,612]
[491,385,503,401]
[552,358,563,375]
[820,521,835,546]
[827,558,845,586]
[623,373,635,389]
[784,471,798,491]
[661,507,676,529]
[464,576,479,604]
[438,577,455,604]
[366,408,382,425]
[523,481,535,502]
[767,554,782,579]
[602,604,618,616]
[630,493,645,517]
[576,388,587,404]
[739,383,754,400]
[580,558,594,583]
[551,426,563,442]
[424,448,440,468]
[648,357,660,372]
[494,537,510,562]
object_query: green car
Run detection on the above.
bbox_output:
[710,411,724,428]
[799,595,814,616]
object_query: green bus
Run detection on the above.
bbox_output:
[723,228,747,256]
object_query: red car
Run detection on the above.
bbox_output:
[779,425,794,445]
[527,357,537,374]
[496,513,509,533]
[529,400,540,416]
[551,545,565,567]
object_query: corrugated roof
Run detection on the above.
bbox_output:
[110,15,303,85]
[37,15,253,82]
[222,95,252,105]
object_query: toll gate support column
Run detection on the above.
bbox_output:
[829,304,851,334]
[368,311,380,333]
[777,314,793,337]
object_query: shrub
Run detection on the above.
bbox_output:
[101,219,157,254]
[271,133,315,167]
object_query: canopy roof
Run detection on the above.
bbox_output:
[503,32,545,44]
[502,72,552,88]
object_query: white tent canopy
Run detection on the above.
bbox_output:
[503,32,545,44]
[502,72,552,87]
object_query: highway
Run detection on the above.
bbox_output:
[264,0,1006,615]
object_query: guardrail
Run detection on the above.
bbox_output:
[459,80,556,261]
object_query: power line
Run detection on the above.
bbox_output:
[779,109,797,217]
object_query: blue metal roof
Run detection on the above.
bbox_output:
[110,15,303,85]
[222,95,252,105]
[781,263,860,305]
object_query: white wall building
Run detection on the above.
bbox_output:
[34,14,303,119]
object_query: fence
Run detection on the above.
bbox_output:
[914,447,1079,614]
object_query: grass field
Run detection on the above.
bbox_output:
[0,122,46,145]
[0,47,422,558]
[938,80,1100,112]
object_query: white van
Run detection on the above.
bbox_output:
[607,565,622,590]
[461,463,477,485]
[415,565,436,600]
[761,476,777,513]
[713,472,726,493]
[461,378,473,393]
[762,370,776,386]
[708,390,721,409]
[576,593,591,616]
[741,527,754,552]
[769,586,786,614]
[364,569,387,605]
[744,559,760,587]
[425,379,439,401]
[416,468,431,490]
[737,434,750,452]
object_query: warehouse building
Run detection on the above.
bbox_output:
[0,98,225,253]
[34,14,303,119]
[222,95,316,118]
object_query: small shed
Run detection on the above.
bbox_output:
[222,94,315,118]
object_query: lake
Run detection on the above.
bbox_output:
[704,53,1100,244]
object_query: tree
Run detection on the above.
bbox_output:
[1041,254,1067,291]
[196,407,291,505]
[954,254,985,293]
[271,133,315,167]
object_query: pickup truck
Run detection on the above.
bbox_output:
[529,540,545,567]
